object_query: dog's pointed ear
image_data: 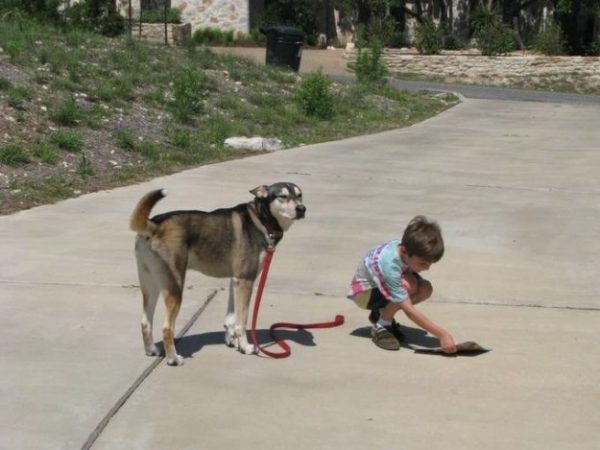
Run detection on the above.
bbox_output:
[250,185,269,198]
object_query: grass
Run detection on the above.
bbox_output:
[0,16,459,214]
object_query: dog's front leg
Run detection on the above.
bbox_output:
[231,277,257,355]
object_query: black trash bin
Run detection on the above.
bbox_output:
[261,26,305,72]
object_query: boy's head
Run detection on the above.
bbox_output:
[400,215,444,270]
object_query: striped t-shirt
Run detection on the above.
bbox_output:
[347,239,410,304]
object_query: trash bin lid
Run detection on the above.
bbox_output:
[262,25,305,40]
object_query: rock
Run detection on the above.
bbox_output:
[224,136,283,152]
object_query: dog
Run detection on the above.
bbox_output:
[130,182,306,366]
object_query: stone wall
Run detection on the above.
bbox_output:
[117,0,249,34]
[345,48,600,93]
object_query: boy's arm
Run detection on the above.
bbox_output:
[399,300,457,353]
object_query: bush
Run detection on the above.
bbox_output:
[192,27,235,46]
[355,37,388,85]
[472,6,516,56]
[62,0,125,37]
[171,66,213,122]
[0,143,29,166]
[32,142,59,164]
[50,130,83,151]
[294,71,335,120]
[140,8,182,24]
[535,19,565,55]
[415,19,443,54]
[50,96,84,126]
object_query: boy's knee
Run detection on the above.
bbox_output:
[414,279,433,304]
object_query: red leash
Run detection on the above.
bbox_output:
[250,247,345,359]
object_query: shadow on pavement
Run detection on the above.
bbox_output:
[170,329,316,358]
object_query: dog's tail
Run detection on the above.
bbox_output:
[130,189,167,236]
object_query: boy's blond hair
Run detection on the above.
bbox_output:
[401,215,444,262]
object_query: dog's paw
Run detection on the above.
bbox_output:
[145,345,160,357]
[239,343,257,355]
[224,329,236,347]
[166,354,184,366]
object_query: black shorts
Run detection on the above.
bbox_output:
[366,272,422,310]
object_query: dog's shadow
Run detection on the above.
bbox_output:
[160,328,316,359]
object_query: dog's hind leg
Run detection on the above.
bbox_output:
[233,278,257,355]
[141,280,160,357]
[162,286,184,366]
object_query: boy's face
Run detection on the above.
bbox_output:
[399,245,432,273]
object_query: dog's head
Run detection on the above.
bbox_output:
[250,182,306,231]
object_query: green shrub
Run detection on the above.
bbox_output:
[49,96,83,126]
[591,37,600,56]
[415,19,443,54]
[0,76,12,91]
[63,0,126,37]
[32,142,59,164]
[167,128,192,149]
[472,6,516,56]
[50,130,83,151]
[192,27,235,46]
[0,143,29,166]
[294,71,335,120]
[171,66,213,122]
[140,8,182,24]
[355,37,388,85]
[77,153,94,177]
[535,19,565,55]
[113,129,136,150]
[137,141,162,160]
[8,85,32,109]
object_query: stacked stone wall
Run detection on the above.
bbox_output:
[116,0,249,34]
[345,49,600,92]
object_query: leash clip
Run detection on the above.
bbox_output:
[266,232,276,249]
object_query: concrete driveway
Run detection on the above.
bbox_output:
[1,56,599,449]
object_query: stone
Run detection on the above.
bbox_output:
[224,137,283,152]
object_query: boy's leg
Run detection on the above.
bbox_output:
[367,288,405,341]
[367,289,403,350]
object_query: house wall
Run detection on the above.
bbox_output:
[116,0,250,34]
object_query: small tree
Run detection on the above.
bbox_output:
[535,18,566,55]
[471,5,516,56]
[415,19,443,54]
[355,30,388,85]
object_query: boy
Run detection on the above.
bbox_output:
[347,215,456,353]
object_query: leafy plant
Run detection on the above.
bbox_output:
[535,19,566,55]
[355,36,388,85]
[49,96,83,126]
[171,66,213,122]
[50,130,83,151]
[113,129,136,151]
[8,85,32,109]
[415,19,443,54]
[472,6,516,56]
[32,142,59,164]
[294,70,335,120]
[0,143,29,166]
[140,8,182,24]
[77,153,95,177]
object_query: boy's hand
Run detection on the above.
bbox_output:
[440,333,457,354]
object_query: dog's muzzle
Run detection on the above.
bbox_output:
[295,205,306,219]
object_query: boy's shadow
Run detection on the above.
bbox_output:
[156,328,316,359]
[351,325,488,357]
[351,324,438,349]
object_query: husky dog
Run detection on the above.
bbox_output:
[130,183,306,365]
